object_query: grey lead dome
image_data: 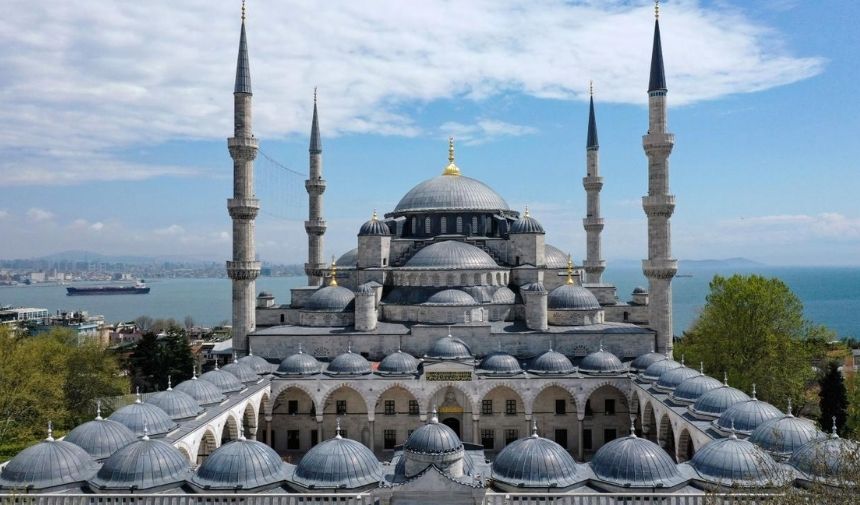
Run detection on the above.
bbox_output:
[423,289,477,306]
[578,347,624,375]
[107,400,178,437]
[292,435,381,490]
[590,433,683,488]
[670,374,723,404]
[492,433,581,489]
[426,335,472,359]
[478,351,523,375]
[640,357,681,382]
[547,284,601,310]
[510,214,545,234]
[199,368,244,393]
[377,350,419,375]
[64,418,136,461]
[714,398,782,436]
[358,217,390,236]
[145,388,202,420]
[404,420,463,454]
[690,436,791,488]
[0,438,98,491]
[690,385,750,419]
[629,350,666,373]
[405,241,498,269]
[392,175,510,214]
[305,285,355,312]
[326,350,372,375]
[174,376,226,405]
[192,438,286,491]
[527,349,575,375]
[89,437,191,492]
[654,366,699,392]
[749,414,824,459]
[277,350,322,376]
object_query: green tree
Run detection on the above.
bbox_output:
[128,327,194,392]
[129,332,161,392]
[161,328,194,388]
[64,337,126,426]
[819,361,848,435]
[675,274,829,410]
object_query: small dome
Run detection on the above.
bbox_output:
[640,357,681,382]
[521,282,546,293]
[590,431,682,488]
[305,285,355,312]
[670,374,723,404]
[65,416,137,460]
[492,430,580,488]
[578,345,624,375]
[750,411,824,459]
[405,240,499,269]
[544,245,569,269]
[547,284,600,310]
[293,433,381,489]
[257,291,273,298]
[478,351,523,375]
[358,214,390,236]
[238,353,273,374]
[174,375,226,405]
[192,438,285,491]
[357,282,376,295]
[654,366,700,392]
[690,435,790,487]
[633,286,647,294]
[404,415,463,454]
[527,349,575,375]
[377,350,419,375]
[629,350,666,373]
[426,334,472,360]
[714,393,783,436]
[277,348,322,376]
[0,433,98,490]
[393,175,510,214]
[336,248,358,267]
[690,384,751,419]
[510,214,545,234]
[491,286,516,304]
[107,396,178,437]
[222,357,260,384]
[145,386,202,420]
[788,430,860,482]
[423,289,477,306]
[199,367,244,393]
[326,349,372,375]
[89,436,191,491]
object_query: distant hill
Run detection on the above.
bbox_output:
[20,250,220,265]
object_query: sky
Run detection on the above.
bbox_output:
[0,0,858,266]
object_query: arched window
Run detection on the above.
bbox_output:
[411,217,417,235]
[456,216,463,234]
[424,217,432,234]
[440,216,447,234]
[472,216,478,234]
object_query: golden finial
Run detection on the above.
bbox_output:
[589,80,593,97]
[372,209,378,221]
[655,0,659,19]
[524,205,530,218]
[241,0,246,22]
[442,137,461,176]
[329,256,338,286]
[566,253,574,284]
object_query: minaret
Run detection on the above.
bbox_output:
[304,89,327,286]
[642,1,677,356]
[582,81,605,284]
[226,1,260,355]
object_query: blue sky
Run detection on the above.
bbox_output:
[0,0,858,266]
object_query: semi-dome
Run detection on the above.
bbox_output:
[492,427,581,489]
[199,365,244,393]
[527,348,575,375]
[0,429,99,491]
[578,344,624,375]
[690,434,790,488]
[89,434,191,492]
[326,348,372,375]
[222,356,260,384]
[238,352,273,374]
[714,389,783,436]
[690,380,751,419]
[491,286,516,304]
[393,175,510,214]
[404,414,463,454]
[654,365,700,392]
[545,245,569,269]
[405,241,498,269]
[358,214,390,236]
[174,373,226,405]
[670,373,723,404]
[629,349,666,373]
[107,394,178,437]
[425,334,472,360]
[377,349,419,375]
[64,412,137,460]
[478,351,523,375]
[145,382,202,420]
[423,289,477,306]
[305,285,355,312]
[788,426,860,483]
[510,213,545,234]
[277,347,322,376]
[192,436,286,491]
[292,431,381,490]
[640,357,681,382]
[336,248,358,267]
[547,284,600,310]
[590,428,682,488]
[750,407,824,459]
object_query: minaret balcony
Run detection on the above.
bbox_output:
[582,176,604,192]
[227,137,259,160]
[582,217,605,232]
[304,218,327,235]
[582,259,606,271]
[642,133,675,152]
[226,260,261,280]
[642,195,675,217]
[228,198,260,219]
[642,258,678,280]
[305,178,327,195]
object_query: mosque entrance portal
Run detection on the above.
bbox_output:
[442,417,461,437]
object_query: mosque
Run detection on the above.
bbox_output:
[1,3,856,504]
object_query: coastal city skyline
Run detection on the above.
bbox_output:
[0,1,857,266]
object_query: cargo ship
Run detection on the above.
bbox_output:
[66,281,150,296]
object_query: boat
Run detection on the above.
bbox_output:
[66,281,150,296]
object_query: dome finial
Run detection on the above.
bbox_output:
[548,339,554,353]
[531,419,539,438]
[142,421,150,441]
[430,405,439,424]
[329,256,338,286]
[599,341,604,352]
[786,397,793,417]
[372,209,378,221]
[135,386,141,404]
[680,354,685,366]
[46,420,54,441]
[298,342,303,354]
[448,325,452,338]
[751,383,757,400]
[241,0,247,22]
[233,351,239,363]
[654,0,659,19]
[335,417,343,439]
[95,400,103,420]
[238,422,246,441]
[729,419,738,439]
[192,363,198,379]
[566,253,574,284]
[831,416,839,438]
[524,205,530,218]
[699,361,704,375]
[442,137,461,176]
[723,371,728,386]
[347,341,353,353]
[629,417,637,438]
[215,360,220,371]
[167,375,172,390]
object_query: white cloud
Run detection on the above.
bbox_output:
[154,224,186,236]
[0,210,9,219]
[440,120,538,145]
[0,0,823,185]
[26,208,54,222]
[720,213,860,242]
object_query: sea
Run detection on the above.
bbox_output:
[1,266,858,338]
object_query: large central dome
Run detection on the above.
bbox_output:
[393,175,510,214]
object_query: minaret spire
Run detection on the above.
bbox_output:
[642,0,677,356]
[227,1,261,355]
[305,88,327,286]
[582,81,605,284]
